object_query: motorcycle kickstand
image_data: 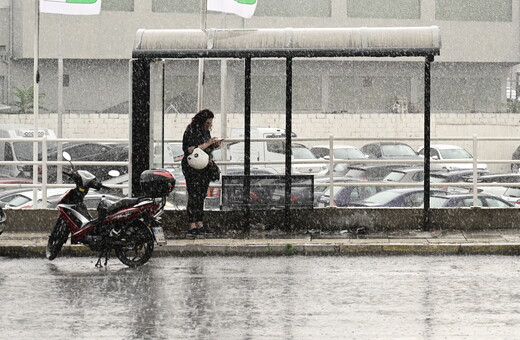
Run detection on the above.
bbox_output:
[95,250,110,268]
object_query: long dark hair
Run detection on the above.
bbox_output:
[189,109,214,129]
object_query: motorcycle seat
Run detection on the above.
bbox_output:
[104,197,142,215]
[97,197,144,221]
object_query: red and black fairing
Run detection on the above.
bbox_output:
[56,167,171,246]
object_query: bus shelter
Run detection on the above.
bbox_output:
[131,26,441,230]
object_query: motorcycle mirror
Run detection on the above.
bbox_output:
[62,152,71,161]
[108,170,120,177]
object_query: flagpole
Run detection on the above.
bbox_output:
[197,0,207,111]
[33,0,40,207]
[57,14,63,184]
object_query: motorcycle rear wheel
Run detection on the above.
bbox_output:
[115,220,154,268]
[46,219,70,260]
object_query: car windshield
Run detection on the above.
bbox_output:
[345,169,366,179]
[13,141,56,161]
[381,144,417,157]
[322,186,344,198]
[334,148,365,159]
[361,190,404,204]
[5,195,30,207]
[430,175,447,183]
[504,187,520,197]
[292,146,315,160]
[384,171,405,182]
[429,196,450,207]
[439,148,472,159]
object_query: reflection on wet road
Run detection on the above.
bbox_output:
[1,256,520,339]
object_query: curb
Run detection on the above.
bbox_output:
[2,242,520,258]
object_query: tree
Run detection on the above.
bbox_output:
[12,86,46,114]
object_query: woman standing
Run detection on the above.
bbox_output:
[182,109,221,235]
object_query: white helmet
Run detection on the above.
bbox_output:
[187,147,209,169]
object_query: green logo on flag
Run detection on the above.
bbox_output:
[235,0,256,4]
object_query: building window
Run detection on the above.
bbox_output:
[347,0,420,19]
[152,0,198,13]
[101,0,134,12]
[436,0,512,22]
[255,0,331,17]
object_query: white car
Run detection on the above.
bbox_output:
[417,144,488,172]
[310,144,368,174]
[310,144,367,161]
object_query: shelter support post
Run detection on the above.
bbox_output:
[284,57,293,232]
[243,57,252,231]
[131,58,151,197]
[423,55,434,231]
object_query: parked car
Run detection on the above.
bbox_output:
[430,169,488,185]
[0,175,32,192]
[310,144,367,172]
[348,187,447,208]
[461,173,520,197]
[42,142,127,183]
[316,180,386,207]
[429,193,514,208]
[339,164,406,181]
[382,167,424,184]
[417,144,488,172]
[0,188,121,209]
[310,144,367,160]
[512,145,520,172]
[360,142,421,164]
[501,187,520,206]
[469,173,520,184]
[46,142,114,161]
[311,177,356,205]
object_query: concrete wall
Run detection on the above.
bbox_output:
[4,208,520,235]
[1,112,519,172]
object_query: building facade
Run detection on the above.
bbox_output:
[0,0,519,115]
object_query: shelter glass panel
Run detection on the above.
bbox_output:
[102,0,134,11]
[432,77,501,113]
[436,0,512,22]
[256,0,331,17]
[347,0,420,19]
[329,76,410,113]
[163,60,221,114]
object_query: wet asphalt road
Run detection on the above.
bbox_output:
[1,256,520,339]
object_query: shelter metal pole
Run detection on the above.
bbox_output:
[33,0,40,208]
[220,59,228,173]
[284,57,293,232]
[243,57,251,231]
[131,58,151,197]
[423,55,433,231]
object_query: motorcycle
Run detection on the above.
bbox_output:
[46,152,174,268]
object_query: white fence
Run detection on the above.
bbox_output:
[1,135,520,209]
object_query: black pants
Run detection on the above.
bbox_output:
[182,162,211,223]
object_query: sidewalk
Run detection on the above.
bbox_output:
[2,229,520,257]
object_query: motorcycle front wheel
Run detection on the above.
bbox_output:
[115,220,154,268]
[46,219,70,260]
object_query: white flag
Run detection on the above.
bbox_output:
[40,0,102,15]
[207,0,257,19]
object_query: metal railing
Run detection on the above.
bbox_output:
[1,135,520,209]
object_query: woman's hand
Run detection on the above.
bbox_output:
[212,137,222,147]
